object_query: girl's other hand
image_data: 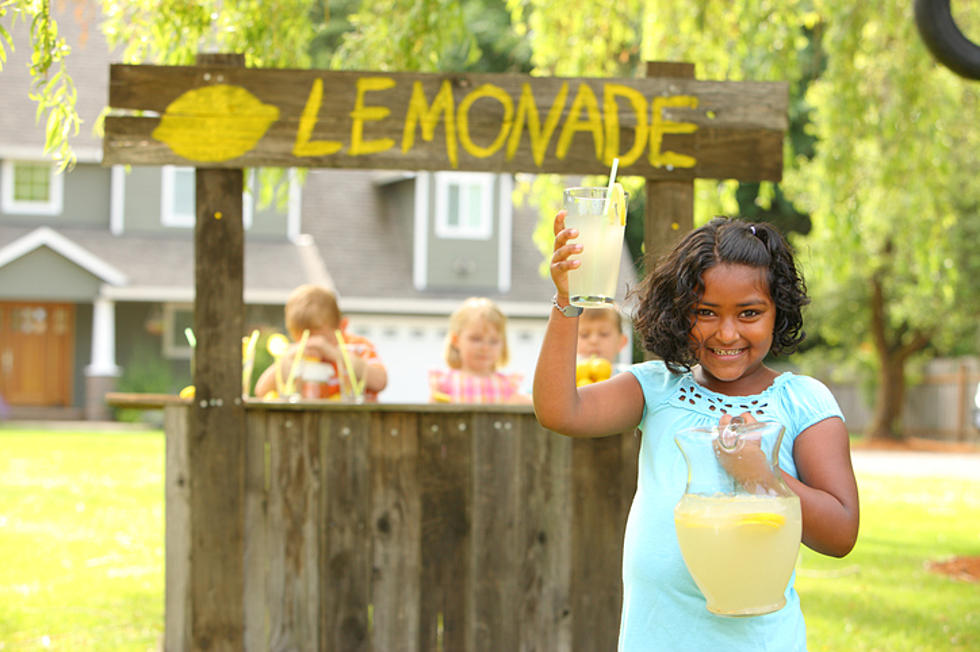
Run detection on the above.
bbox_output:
[713,412,780,495]
[550,209,582,297]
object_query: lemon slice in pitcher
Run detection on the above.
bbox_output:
[606,182,627,226]
[737,512,786,528]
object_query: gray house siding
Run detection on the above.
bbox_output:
[244,171,292,239]
[379,178,416,245]
[0,248,104,299]
[121,167,166,233]
[63,164,111,226]
[118,166,291,238]
[0,160,107,224]
[115,302,191,394]
[423,174,503,292]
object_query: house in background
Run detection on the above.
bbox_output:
[0,6,636,419]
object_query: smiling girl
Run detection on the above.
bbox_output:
[534,216,859,651]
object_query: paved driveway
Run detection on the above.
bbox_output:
[851,449,980,479]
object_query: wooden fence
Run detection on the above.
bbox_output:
[160,401,639,651]
[824,357,980,442]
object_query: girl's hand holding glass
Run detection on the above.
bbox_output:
[549,209,582,298]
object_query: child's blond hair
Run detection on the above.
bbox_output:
[444,297,510,370]
[581,306,623,334]
[284,284,342,340]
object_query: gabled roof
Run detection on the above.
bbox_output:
[0,226,127,285]
[0,225,327,305]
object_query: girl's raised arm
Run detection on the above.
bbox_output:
[533,211,643,437]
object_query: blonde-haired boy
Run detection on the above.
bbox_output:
[254,284,388,400]
[575,307,628,384]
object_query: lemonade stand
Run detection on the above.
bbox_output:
[103,56,788,650]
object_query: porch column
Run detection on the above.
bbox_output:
[84,294,121,421]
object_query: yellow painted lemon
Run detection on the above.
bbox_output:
[607,182,627,226]
[179,385,195,399]
[266,333,290,358]
[152,84,280,163]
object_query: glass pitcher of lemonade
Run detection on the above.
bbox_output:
[673,420,802,617]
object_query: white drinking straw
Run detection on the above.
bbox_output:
[604,157,620,214]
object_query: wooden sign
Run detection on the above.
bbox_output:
[105,65,787,181]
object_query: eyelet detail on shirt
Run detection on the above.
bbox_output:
[675,378,771,418]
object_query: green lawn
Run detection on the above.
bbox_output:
[797,472,979,651]
[0,429,164,651]
[0,428,977,651]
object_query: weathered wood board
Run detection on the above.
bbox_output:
[105,65,787,180]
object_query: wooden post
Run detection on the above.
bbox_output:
[187,52,247,651]
[644,61,696,265]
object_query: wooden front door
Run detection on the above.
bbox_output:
[0,302,74,406]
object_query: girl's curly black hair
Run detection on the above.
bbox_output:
[629,217,809,373]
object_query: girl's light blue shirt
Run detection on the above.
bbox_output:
[620,361,844,652]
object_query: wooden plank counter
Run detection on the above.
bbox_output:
[107,394,639,651]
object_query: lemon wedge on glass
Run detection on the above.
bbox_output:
[607,182,627,226]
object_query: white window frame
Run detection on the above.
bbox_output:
[414,172,514,291]
[162,303,195,360]
[433,171,494,240]
[160,166,196,227]
[161,166,256,229]
[1,159,64,215]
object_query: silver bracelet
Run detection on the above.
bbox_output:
[552,294,583,317]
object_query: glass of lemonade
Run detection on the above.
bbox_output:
[563,186,627,307]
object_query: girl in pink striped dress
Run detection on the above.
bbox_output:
[429,297,531,404]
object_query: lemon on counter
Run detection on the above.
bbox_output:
[575,356,613,385]
[179,385,195,399]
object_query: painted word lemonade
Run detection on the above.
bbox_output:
[564,184,627,307]
[673,421,802,616]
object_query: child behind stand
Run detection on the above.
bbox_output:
[254,284,387,401]
[429,297,531,404]
[576,307,629,385]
